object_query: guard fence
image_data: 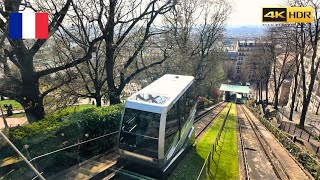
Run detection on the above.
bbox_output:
[196,104,232,180]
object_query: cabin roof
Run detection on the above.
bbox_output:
[125,74,194,113]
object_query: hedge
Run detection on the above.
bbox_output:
[0,104,124,178]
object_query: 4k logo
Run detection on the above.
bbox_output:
[265,11,286,19]
[262,7,313,23]
[263,8,287,22]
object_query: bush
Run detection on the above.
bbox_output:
[1,104,124,177]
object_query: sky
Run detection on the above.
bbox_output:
[227,0,285,26]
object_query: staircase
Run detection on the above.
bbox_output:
[48,151,118,180]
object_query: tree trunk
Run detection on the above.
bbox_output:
[256,82,259,103]
[95,92,102,107]
[274,88,279,109]
[300,76,317,128]
[109,89,121,104]
[24,100,45,123]
[18,83,45,123]
[94,84,102,107]
[259,81,262,104]
[265,79,268,105]
[295,100,299,111]
[105,0,120,105]
[289,72,299,120]
[316,101,320,115]
[96,97,102,107]
[299,99,309,127]
[18,54,45,123]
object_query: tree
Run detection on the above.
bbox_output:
[297,0,320,127]
[243,39,272,104]
[288,23,311,120]
[50,0,109,107]
[62,42,108,107]
[88,0,176,104]
[0,0,103,122]
[266,27,295,109]
[164,0,231,97]
[223,60,236,81]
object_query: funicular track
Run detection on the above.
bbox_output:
[194,102,227,139]
[238,105,290,180]
[97,102,228,180]
[194,102,224,123]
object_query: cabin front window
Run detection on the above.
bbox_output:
[119,108,160,158]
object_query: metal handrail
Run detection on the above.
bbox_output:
[29,131,119,163]
[121,129,159,140]
[0,130,45,180]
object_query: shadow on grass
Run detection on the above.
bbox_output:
[202,120,229,179]
[169,146,205,180]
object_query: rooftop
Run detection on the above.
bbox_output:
[219,84,250,94]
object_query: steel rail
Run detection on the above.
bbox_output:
[237,105,250,180]
[194,102,228,139]
[194,102,223,123]
[240,105,289,180]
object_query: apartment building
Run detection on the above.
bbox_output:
[234,40,259,80]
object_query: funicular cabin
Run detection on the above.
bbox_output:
[219,84,250,104]
[118,74,197,172]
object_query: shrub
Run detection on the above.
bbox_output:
[1,104,124,177]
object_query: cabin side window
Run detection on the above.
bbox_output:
[179,93,187,127]
[186,85,196,118]
[164,103,180,154]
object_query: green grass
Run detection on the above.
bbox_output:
[44,104,97,118]
[169,103,238,180]
[0,100,23,110]
[8,113,25,118]
[68,104,96,111]
[208,103,238,179]
[2,104,95,118]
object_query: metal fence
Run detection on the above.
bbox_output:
[0,130,120,179]
[260,118,319,179]
[280,121,313,142]
[196,104,232,180]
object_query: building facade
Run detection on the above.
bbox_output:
[234,40,261,80]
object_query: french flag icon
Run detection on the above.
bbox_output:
[9,12,48,40]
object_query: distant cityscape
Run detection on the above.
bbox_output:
[225,25,267,38]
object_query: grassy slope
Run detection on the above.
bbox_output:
[7,113,25,118]
[169,103,238,180]
[0,100,23,110]
[210,103,238,180]
[65,104,96,111]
